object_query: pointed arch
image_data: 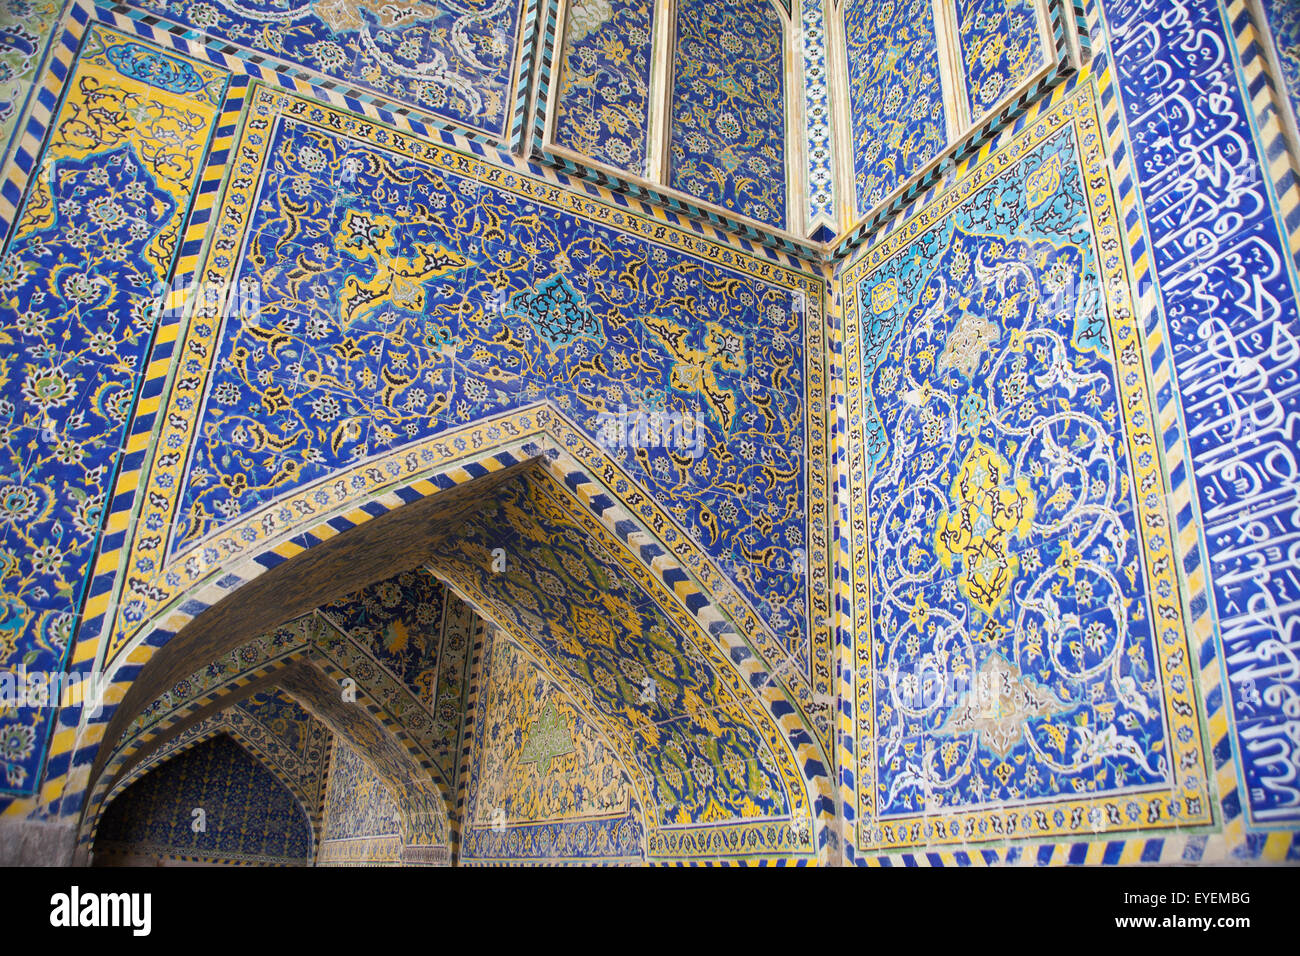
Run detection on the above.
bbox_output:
[277,662,452,864]
[59,411,832,864]
[77,635,459,865]
[92,732,314,866]
[101,710,327,860]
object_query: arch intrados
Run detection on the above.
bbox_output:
[88,459,538,796]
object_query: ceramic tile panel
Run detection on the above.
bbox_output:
[0,24,229,797]
[317,736,404,865]
[120,0,525,138]
[839,83,1211,859]
[319,570,450,710]
[553,0,654,176]
[458,626,645,864]
[1260,0,1300,126]
[669,0,787,227]
[954,0,1046,122]
[843,0,948,216]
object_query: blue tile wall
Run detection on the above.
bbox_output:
[0,0,1295,866]
[553,0,655,177]
[95,733,312,862]
[954,0,1045,122]
[669,0,787,227]
[1104,0,1300,829]
[168,111,814,666]
[120,0,524,138]
[843,0,948,215]
[0,26,228,797]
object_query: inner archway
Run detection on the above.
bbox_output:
[72,444,831,865]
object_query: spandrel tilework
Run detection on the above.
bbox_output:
[843,0,947,216]
[95,733,313,863]
[954,0,1045,122]
[429,468,819,861]
[0,26,228,797]
[122,0,523,137]
[165,100,818,672]
[553,0,654,177]
[669,0,786,227]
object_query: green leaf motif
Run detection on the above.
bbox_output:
[519,699,575,775]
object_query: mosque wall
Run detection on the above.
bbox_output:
[316,735,405,865]
[835,0,1300,863]
[456,626,647,864]
[0,0,1295,866]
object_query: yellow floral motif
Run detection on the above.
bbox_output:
[472,636,634,827]
[934,442,1037,615]
[642,313,746,431]
[1025,153,1061,209]
[908,592,930,629]
[332,209,469,327]
[19,30,219,273]
[1055,539,1082,577]
[334,209,398,261]
[383,618,410,655]
[871,277,899,314]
